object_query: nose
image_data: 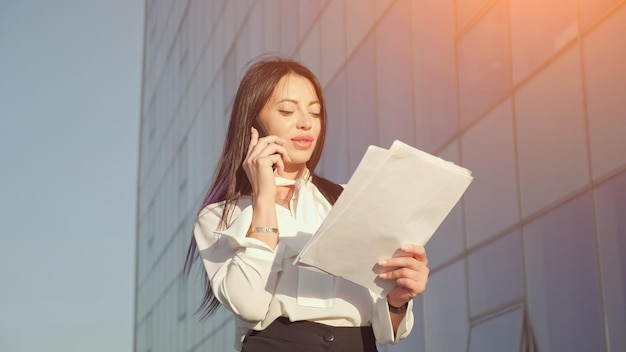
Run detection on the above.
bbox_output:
[296,110,312,130]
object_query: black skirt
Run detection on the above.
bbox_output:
[241,317,378,352]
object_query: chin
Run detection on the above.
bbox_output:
[291,153,314,164]
[285,156,313,172]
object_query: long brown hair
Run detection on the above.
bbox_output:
[185,56,343,318]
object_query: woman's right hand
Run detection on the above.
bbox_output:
[243,127,291,199]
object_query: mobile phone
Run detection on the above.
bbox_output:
[253,118,277,170]
[254,117,270,138]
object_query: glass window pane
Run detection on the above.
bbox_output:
[297,22,321,86]
[321,72,351,183]
[320,0,346,85]
[345,0,375,56]
[411,0,459,152]
[580,0,622,29]
[279,0,299,55]
[346,35,378,172]
[375,0,415,147]
[462,99,519,246]
[422,260,469,351]
[524,193,606,351]
[456,0,491,30]
[223,49,236,108]
[468,231,524,317]
[263,0,281,53]
[515,45,589,217]
[298,0,323,38]
[457,0,511,126]
[594,171,626,352]
[583,6,626,178]
[469,307,524,352]
[244,2,265,60]
[509,0,579,83]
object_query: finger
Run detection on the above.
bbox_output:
[245,128,260,165]
[400,244,428,264]
[379,261,430,283]
[256,135,286,146]
[267,154,285,175]
[246,143,275,167]
[249,137,287,157]
[378,257,422,272]
[249,127,259,150]
[276,158,285,176]
[394,277,427,295]
[256,142,291,163]
[378,266,426,280]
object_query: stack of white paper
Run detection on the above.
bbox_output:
[294,140,473,297]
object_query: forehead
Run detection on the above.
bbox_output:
[270,74,319,101]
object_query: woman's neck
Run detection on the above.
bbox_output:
[274,165,307,209]
[275,185,295,209]
[280,164,308,180]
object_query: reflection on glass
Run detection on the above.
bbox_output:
[462,99,519,246]
[468,307,523,352]
[514,46,588,218]
[583,5,626,178]
[457,0,511,126]
[412,0,458,152]
[524,193,605,351]
[509,0,578,83]
[346,35,378,172]
[456,0,492,30]
[580,0,622,29]
[322,72,351,182]
[375,0,414,146]
[280,0,299,55]
[468,231,524,317]
[594,172,626,352]
[422,260,469,351]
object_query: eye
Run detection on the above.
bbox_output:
[278,110,294,116]
[309,103,321,117]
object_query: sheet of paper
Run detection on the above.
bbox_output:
[294,140,473,297]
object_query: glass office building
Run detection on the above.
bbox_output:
[135,1,626,351]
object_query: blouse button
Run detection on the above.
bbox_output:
[322,332,335,342]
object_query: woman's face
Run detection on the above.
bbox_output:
[258,74,322,172]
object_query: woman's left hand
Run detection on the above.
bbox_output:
[377,244,429,309]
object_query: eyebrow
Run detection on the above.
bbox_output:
[276,98,321,106]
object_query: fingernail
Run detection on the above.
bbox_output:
[378,260,387,265]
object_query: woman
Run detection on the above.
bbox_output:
[185,57,429,351]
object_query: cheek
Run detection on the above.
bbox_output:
[314,119,322,136]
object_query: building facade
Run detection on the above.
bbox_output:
[135,0,626,351]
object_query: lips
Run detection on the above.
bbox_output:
[291,135,314,149]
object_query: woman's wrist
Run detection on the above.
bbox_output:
[246,226,279,248]
[249,193,279,248]
[388,301,409,314]
[254,192,276,204]
[247,226,280,235]
[387,295,409,313]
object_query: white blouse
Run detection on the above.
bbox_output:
[193,173,414,350]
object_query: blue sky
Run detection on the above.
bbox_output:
[0,1,144,351]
